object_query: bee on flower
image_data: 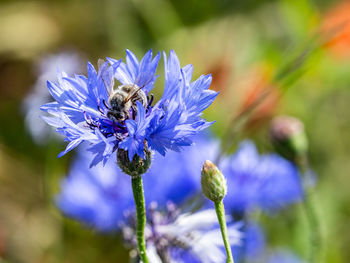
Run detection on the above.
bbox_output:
[40,50,218,167]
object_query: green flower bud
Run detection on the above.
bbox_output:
[117,147,152,178]
[270,115,308,163]
[201,160,227,202]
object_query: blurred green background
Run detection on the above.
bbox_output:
[0,0,350,262]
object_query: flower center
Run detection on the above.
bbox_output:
[83,85,155,141]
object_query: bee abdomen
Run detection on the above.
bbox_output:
[132,92,148,108]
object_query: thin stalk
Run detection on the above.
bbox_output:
[131,176,149,263]
[298,160,322,263]
[302,186,321,263]
[214,201,234,263]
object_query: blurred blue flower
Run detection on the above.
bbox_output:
[221,141,303,213]
[144,133,219,205]
[56,134,219,231]
[268,250,305,263]
[23,51,84,144]
[123,205,242,263]
[232,222,266,262]
[41,49,217,166]
[57,134,302,231]
[244,223,266,260]
[56,150,133,232]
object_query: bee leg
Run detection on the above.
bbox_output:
[125,108,133,120]
[97,105,104,114]
[103,99,111,110]
[148,94,154,108]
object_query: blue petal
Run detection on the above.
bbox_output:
[58,139,83,157]
[125,49,140,81]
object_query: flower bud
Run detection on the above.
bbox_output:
[201,160,227,202]
[117,147,152,178]
[270,116,308,163]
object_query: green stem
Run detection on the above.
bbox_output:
[131,176,149,263]
[214,201,234,263]
[298,159,322,263]
[302,187,321,263]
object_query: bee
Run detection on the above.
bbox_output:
[106,84,148,122]
[97,59,149,123]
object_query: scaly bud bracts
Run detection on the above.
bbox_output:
[117,147,152,178]
[201,160,227,202]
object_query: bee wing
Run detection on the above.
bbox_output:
[98,59,106,70]
[98,59,115,96]
[125,85,143,102]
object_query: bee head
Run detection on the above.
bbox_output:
[107,110,126,122]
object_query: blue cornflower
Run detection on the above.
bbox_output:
[221,141,303,213]
[144,133,220,205]
[244,223,265,260]
[57,134,302,231]
[123,204,242,263]
[23,51,83,144]
[232,222,266,262]
[56,134,219,231]
[41,50,217,166]
[56,149,133,231]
